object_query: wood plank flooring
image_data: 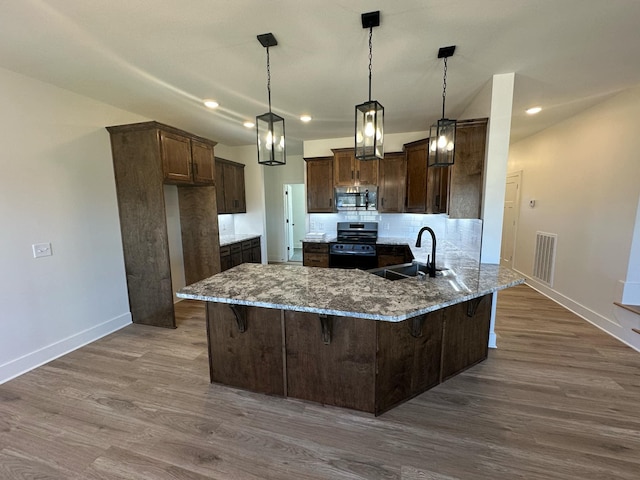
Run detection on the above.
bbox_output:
[1,284,639,479]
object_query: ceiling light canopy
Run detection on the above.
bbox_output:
[526,106,542,115]
[300,115,312,123]
[203,99,219,109]
[243,121,255,128]
[256,32,286,166]
[355,11,384,161]
[428,45,457,168]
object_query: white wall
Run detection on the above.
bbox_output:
[508,84,640,350]
[0,66,147,383]
[263,155,305,262]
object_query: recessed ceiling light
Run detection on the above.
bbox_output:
[243,121,255,128]
[203,99,219,109]
[526,106,542,115]
[300,115,312,123]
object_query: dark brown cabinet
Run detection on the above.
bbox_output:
[441,293,492,380]
[302,242,330,268]
[159,130,216,186]
[332,148,378,186]
[191,139,215,185]
[378,152,406,213]
[106,121,220,328]
[448,118,488,219]
[404,138,451,214]
[215,158,246,214]
[219,237,262,272]
[305,157,334,213]
[203,293,493,415]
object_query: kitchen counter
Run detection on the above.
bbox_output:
[177,261,524,322]
[219,233,261,247]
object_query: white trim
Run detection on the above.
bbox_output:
[514,270,640,352]
[0,312,132,384]
[488,292,498,348]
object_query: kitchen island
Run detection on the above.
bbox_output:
[178,262,524,415]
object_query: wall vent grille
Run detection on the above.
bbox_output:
[533,232,557,286]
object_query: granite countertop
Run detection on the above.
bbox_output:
[219,234,261,247]
[177,260,525,322]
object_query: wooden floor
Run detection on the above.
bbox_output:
[1,284,639,479]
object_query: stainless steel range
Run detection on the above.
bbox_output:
[329,222,378,269]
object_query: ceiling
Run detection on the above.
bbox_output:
[1,0,639,155]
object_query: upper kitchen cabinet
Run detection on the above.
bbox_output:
[332,148,378,187]
[404,138,450,214]
[305,156,334,213]
[378,152,406,213]
[448,118,488,219]
[215,157,246,214]
[156,125,216,186]
[191,139,215,185]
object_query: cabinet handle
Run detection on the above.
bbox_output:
[193,162,198,175]
[381,198,385,206]
[329,198,332,207]
[351,171,354,180]
[357,171,360,180]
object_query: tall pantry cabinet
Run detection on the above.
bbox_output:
[107,121,221,328]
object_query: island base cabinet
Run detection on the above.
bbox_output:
[441,293,492,381]
[206,303,284,396]
[285,312,377,413]
[376,311,443,414]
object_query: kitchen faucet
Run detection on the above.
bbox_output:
[415,226,437,277]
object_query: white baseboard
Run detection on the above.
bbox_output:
[515,269,640,352]
[0,312,132,384]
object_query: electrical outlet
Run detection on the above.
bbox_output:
[32,242,52,258]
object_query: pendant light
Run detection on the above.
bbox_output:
[428,46,456,167]
[355,11,384,161]
[256,33,286,166]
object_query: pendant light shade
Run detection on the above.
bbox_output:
[355,11,384,161]
[256,33,286,166]
[428,46,456,168]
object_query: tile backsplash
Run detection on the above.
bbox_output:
[308,212,483,263]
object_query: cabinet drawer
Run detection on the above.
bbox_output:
[303,242,329,254]
[230,243,242,254]
[219,245,231,256]
[303,253,329,268]
[241,240,253,250]
[251,238,260,248]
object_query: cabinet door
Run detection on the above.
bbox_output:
[306,157,334,213]
[230,243,242,267]
[333,149,355,186]
[207,303,284,395]
[356,158,378,185]
[219,246,232,272]
[191,140,215,185]
[404,139,428,213]
[233,164,247,213]
[160,131,192,184]
[378,152,406,213]
[441,294,492,381]
[448,118,488,219]
[251,238,262,263]
[303,242,329,267]
[214,159,227,213]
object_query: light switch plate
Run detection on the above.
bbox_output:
[32,242,52,258]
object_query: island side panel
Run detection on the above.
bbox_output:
[284,312,377,413]
[206,303,284,395]
[441,294,492,381]
[376,311,444,415]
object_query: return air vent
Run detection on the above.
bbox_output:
[533,232,557,286]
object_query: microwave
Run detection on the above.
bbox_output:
[334,186,378,211]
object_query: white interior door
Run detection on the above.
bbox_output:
[501,171,522,267]
[284,185,295,260]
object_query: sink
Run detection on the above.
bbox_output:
[368,262,448,281]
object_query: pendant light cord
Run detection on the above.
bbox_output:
[368,26,373,102]
[266,46,272,113]
[442,57,448,119]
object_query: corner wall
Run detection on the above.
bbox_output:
[508,85,640,350]
[0,66,147,383]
